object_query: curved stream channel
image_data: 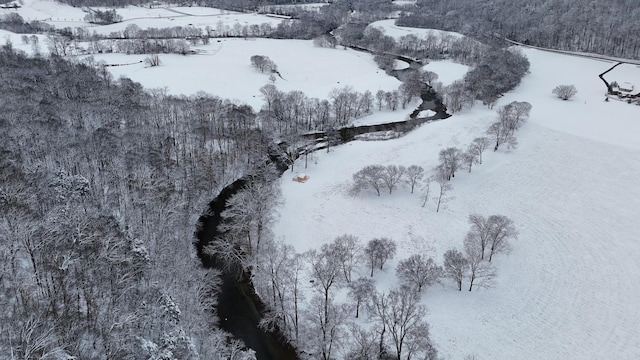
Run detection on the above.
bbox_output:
[193,64,449,359]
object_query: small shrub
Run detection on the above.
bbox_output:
[144,54,161,67]
[552,84,577,100]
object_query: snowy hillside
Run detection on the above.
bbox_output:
[273,47,640,359]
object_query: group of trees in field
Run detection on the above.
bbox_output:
[443,214,518,291]
[225,210,516,358]
[349,100,530,214]
[250,54,278,73]
[83,8,122,24]
[216,226,440,360]
[429,100,531,211]
[351,164,426,196]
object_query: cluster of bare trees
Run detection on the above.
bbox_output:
[259,84,375,136]
[83,8,122,24]
[437,48,530,112]
[250,54,278,74]
[242,231,440,360]
[352,164,426,196]
[443,214,518,291]
[428,101,530,212]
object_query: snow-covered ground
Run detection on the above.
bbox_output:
[369,19,465,40]
[87,38,401,110]
[273,47,640,359]
[422,60,469,86]
[8,0,283,33]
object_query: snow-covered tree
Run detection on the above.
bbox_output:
[443,249,469,291]
[552,84,578,100]
[348,277,376,318]
[405,165,425,194]
[464,236,495,291]
[396,255,442,292]
[364,237,397,277]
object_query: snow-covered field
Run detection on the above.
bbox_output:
[86,38,401,110]
[273,47,640,359]
[8,0,283,33]
[369,19,465,40]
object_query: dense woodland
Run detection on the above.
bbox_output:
[0,46,266,359]
[400,0,640,59]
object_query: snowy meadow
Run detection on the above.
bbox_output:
[3,1,640,358]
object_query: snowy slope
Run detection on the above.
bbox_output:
[273,47,640,359]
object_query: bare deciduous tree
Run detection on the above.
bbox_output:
[308,246,344,323]
[552,84,578,100]
[466,214,491,260]
[352,165,386,196]
[464,236,495,291]
[486,121,517,151]
[442,80,474,113]
[396,254,442,292]
[348,277,376,318]
[439,147,463,180]
[470,137,489,164]
[329,234,361,283]
[486,215,518,261]
[306,295,349,360]
[364,237,397,277]
[345,324,378,359]
[405,165,424,194]
[385,288,434,360]
[443,249,468,291]
[432,165,452,213]
[382,165,406,194]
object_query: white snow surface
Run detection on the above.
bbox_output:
[88,39,401,110]
[422,60,469,86]
[273,46,640,359]
[369,19,465,40]
[9,0,283,32]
